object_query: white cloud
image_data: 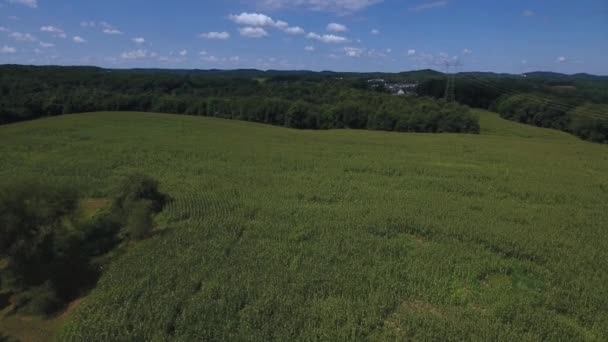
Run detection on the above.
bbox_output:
[121,49,148,60]
[344,47,363,57]
[103,28,123,35]
[463,48,472,55]
[9,32,36,42]
[407,49,416,56]
[80,21,96,28]
[307,32,348,44]
[327,23,348,32]
[40,25,66,38]
[73,36,86,43]
[179,49,188,56]
[199,31,230,40]
[256,0,383,13]
[199,50,207,56]
[556,56,567,63]
[0,45,17,54]
[523,10,535,17]
[0,26,10,32]
[7,0,37,8]
[305,45,315,52]
[39,41,54,48]
[230,12,280,27]
[229,56,240,62]
[409,1,448,12]
[132,37,145,44]
[285,26,305,35]
[371,29,380,35]
[239,27,268,38]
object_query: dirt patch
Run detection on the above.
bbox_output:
[0,297,84,342]
[80,198,112,218]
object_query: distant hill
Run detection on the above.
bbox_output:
[1,64,606,82]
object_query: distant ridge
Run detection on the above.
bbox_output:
[0,64,606,81]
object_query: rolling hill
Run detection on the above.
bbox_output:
[0,111,607,341]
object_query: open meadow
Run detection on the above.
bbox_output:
[0,110,607,341]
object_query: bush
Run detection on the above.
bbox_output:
[123,201,154,240]
[113,173,168,214]
[568,104,608,143]
[14,282,61,315]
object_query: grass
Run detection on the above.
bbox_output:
[0,110,607,341]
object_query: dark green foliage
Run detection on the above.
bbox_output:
[0,181,79,286]
[568,104,608,143]
[123,201,154,241]
[13,282,61,315]
[0,175,168,316]
[113,173,168,214]
[111,174,168,240]
[496,95,608,143]
[0,65,479,134]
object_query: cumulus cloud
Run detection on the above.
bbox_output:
[132,37,145,44]
[9,32,36,42]
[230,12,281,27]
[1,45,17,54]
[0,27,10,32]
[327,23,348,32]
[256,0,383,13]
[239,27,269,38]
[307,32,348,44]
[121,49,148,60]
[305,45,315,51]
[371,29,380,35]
[40,26,66,38]
[7,0,37,8]
[556,56,567,63]
[73,36,86,43]
[285,26,305,35]
[80,21,96,28]
[463,48,472,55]
[344,46,363,57]
[409,1,448,12]
[407,49,416,56]
[39,41,54,48]
[199,31,230,40]
[179,49,188,57]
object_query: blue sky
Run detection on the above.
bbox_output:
[0,0,606,74]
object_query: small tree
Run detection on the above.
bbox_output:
[123,201,153,240]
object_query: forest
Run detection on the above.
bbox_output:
[0,65,478,134]
[1,65,606,142]
[417,73,608,143]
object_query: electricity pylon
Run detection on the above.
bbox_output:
[444,65,456,103]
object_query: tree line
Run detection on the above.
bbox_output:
[416,75,608,143]
[0,65,479,134]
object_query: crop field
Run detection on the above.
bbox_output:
[0,111,607,341]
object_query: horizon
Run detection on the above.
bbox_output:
[2,63,607,77]
[0,1,607,74]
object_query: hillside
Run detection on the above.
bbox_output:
[1,111,607,341]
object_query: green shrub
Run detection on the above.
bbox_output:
[113,173,169,214]
[14,282,61,315]
[123,201,154,241]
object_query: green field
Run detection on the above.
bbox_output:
[1,111,607,341]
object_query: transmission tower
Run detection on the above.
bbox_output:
[444,65,456,103]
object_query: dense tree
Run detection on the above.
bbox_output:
[0,65,480,135]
